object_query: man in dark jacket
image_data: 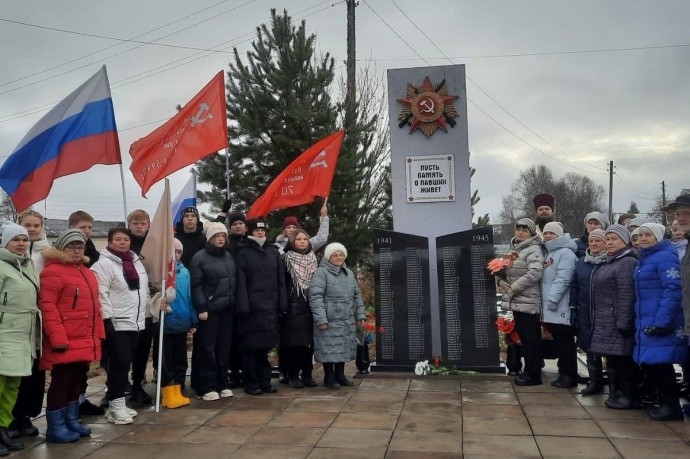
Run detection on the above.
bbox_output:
[235,218,287,395]
[175,206,207,267]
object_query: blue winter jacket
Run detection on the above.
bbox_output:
[633,240,686,364]
[164,261,198,334]
[541,234,578,325]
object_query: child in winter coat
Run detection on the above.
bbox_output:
[540,222,578,388]
[159,239,197,409]
[633,223,686,421]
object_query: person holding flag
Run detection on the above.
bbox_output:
[274,207,330,255]
[159,239,197,409]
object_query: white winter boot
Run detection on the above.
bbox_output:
[105,397,134,425]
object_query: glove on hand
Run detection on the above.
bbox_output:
[221,199,232,213]
[617,328,633,338]
[643,325,674,336]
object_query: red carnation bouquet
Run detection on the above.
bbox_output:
[496,313,521,345]
[487,251,517,280]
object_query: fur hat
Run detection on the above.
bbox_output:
[543,221,564,238]
[639,222,665,243]
[515,217,536,236]
[533,193,555,211]
[228,212,246,226]
[605,224,630,245]
[588,229,606,241]
[180,206,199,220]
[55,228,86,251]
[0,222,28,248]
[246,218,268,234]
[583,211,610,230]
[282,216,299,229]
[205,222,227,241]
[174,238,183,253]
[324,242,347,261]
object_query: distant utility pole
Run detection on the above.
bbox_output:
[346,0,357,107]
[608,160,614,224]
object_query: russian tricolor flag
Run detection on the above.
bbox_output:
[0,66,121,212]
[171,174,196,227]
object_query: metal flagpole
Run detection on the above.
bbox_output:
[191,168,198,205]
[155,277,165,413]
[118,164,129,221]
[225,147,231,199]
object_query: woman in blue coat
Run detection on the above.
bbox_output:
[633,223,686,421]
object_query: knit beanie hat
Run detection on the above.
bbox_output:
[631,227,640,238]
[583,211,610,229]
[324,242,347,261]
[205,222,227,241]
[543,221,564,238]
[0,221,28,248]
[626,216,648,230]
[246,218,267,234]
[515,217,536,236]
[282,216,299,229]
[180,206,199,220]
[55,228,86,250]
[605,224,630,244]
[639,222,665,243]
[533,194,555,211]
[228,212,246,226]
[588,229,606,241]
[174,238,183,253]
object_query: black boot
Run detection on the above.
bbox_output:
[648,393,684,421]
[0,427,24,451]
[606,378,640,410]
[581,364,604,396]
[334,363,353,387]
[552,375,577,389]
[301,370,318,388]
[604,368,620,407]
[323,363,340,390]
[287,370,303,389]
[128,385,152,404]
[7,416,38,439]
[0,441,7,457]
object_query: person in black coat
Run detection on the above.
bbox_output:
[235,218,287,395]
[175,206,207,267]
[281,230,319,388]
[189,223,237,401]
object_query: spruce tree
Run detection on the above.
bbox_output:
[197,9,338,239]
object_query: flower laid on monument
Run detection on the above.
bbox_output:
[487,251,517,280]
[360,309,383,345]
[414,359,478,376]
[496,313,521,345]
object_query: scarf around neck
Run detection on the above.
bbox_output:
[248,235,266,247]
[107,247,140,290]
[284,249,318,298]
[585,249,607,265]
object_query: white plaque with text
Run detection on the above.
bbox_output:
[406,154,455,203]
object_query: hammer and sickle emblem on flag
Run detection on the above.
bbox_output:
[191,103,213,126]
[309,150,328,169]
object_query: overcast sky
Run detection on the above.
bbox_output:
[1,0,688,224]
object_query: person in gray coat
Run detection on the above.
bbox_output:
[309,243,366,389]
[541,222,578,388]
[589,224,639,410]
[498,218,544,386]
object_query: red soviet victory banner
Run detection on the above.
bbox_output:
[246,130,345,218]
[129,71,228,196]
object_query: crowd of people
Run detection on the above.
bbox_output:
[499,192,690,422]
[0,201,366,452]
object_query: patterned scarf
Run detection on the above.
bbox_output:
[106,247,140,290]
[284,249,318,299]
[585,248,607,265]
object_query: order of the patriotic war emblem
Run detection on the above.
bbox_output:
[397,77,459,138]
